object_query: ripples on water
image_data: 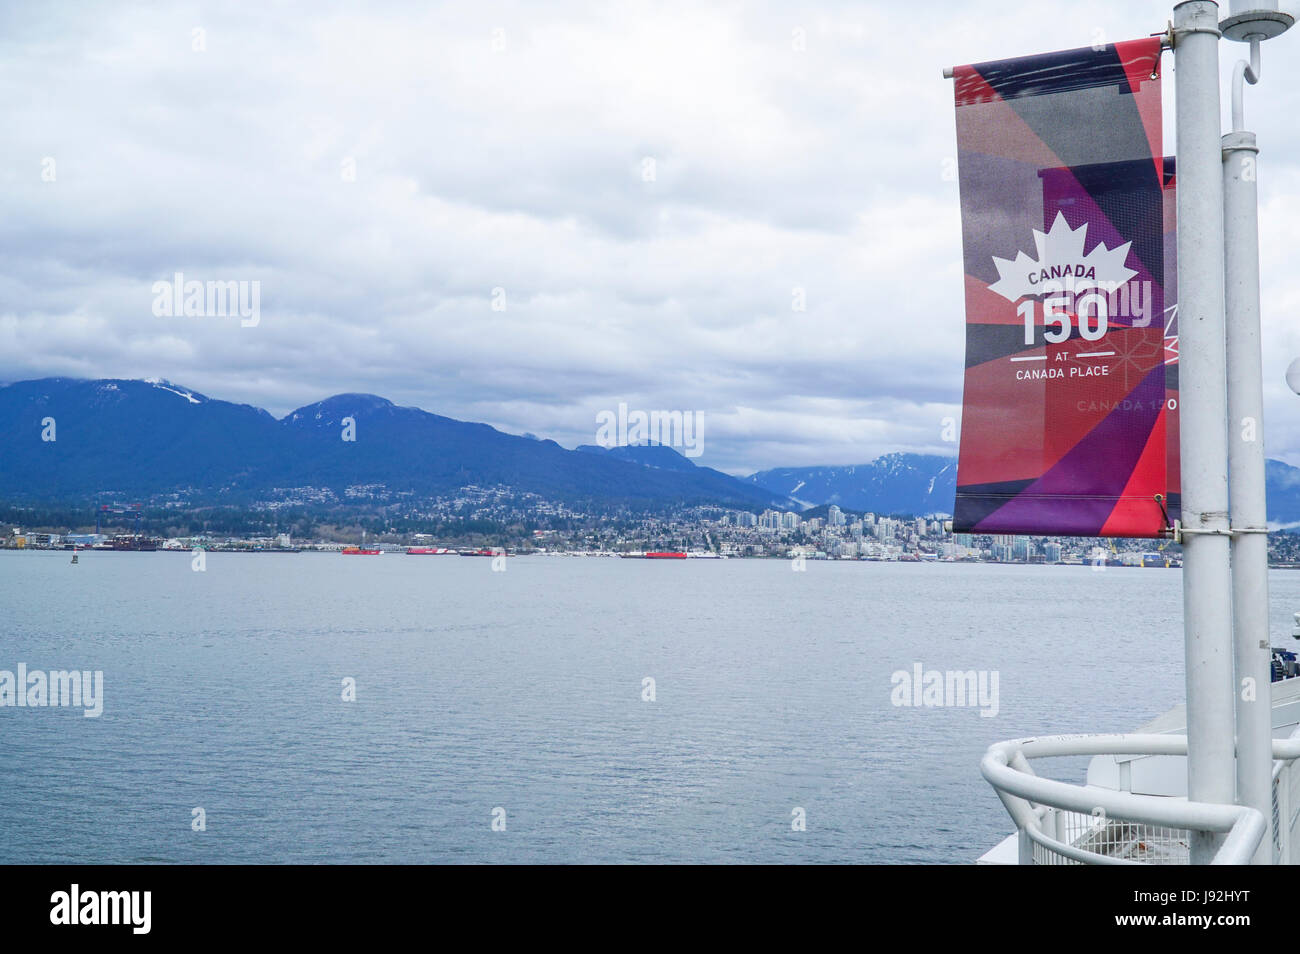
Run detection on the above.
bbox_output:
[3,551,1298,863]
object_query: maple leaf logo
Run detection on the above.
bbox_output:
[988,212,1138,302]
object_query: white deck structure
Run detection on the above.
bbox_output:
[978,676,1300,864]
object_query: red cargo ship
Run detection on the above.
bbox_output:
[342,547,382,555]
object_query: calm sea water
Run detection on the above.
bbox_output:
[3,550,1299,864]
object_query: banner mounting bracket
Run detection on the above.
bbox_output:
[1171,523,1269,544]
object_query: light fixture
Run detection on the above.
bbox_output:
[1220,0,1294,40]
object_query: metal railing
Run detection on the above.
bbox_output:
[1269,725,1300,864]
[980,733,1300,865]
[1026,808,1189,865]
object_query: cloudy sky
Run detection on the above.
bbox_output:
[4,0,1300,474]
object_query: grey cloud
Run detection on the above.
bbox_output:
[2,0,1299,475]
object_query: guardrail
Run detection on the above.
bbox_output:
[1271,726,1300,864]
[980,733,1300,865]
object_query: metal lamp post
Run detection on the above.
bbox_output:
[1173,0,1236,865]
[1219,0,1293,864]
[1173,0,1293,866]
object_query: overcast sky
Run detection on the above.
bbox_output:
[3,0,1299,474]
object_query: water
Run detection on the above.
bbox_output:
[3,550,1299,864]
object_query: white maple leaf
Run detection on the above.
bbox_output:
[988,211,1138,302]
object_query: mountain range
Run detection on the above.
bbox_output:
[3,377,1300,525]
[746,455,959,516]
[0,378,785,511]
[747,454,1300,527]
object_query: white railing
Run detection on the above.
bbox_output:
[1270,725,1300,864]
[980,733,1300,865]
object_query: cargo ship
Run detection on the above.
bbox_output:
[341,547,382,555]
[406,547,453,555]
[458,548,499,557]
[620,551,687,559]
[108,534,160,551]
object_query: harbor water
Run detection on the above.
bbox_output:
[4,551,1299,863]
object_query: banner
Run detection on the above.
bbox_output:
[951,38,1179,538]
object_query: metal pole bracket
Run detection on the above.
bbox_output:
[1172,522,1270,543]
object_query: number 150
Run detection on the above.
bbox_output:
[1019,294,1109,346]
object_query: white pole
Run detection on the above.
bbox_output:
[1173,0,1236,865]
[1224,76,1275,865]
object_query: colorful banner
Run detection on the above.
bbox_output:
[951,38,1179,538]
